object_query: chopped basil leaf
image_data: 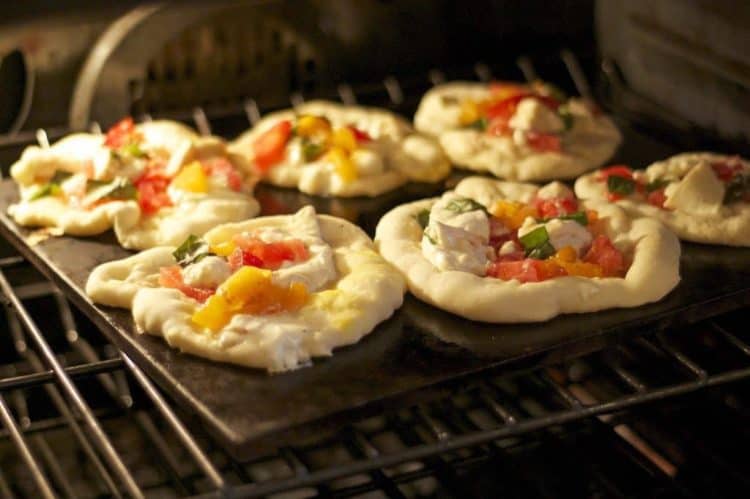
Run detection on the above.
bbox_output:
[445,198,488,215]
[527,242,556,260]
[302,140,325,161]
[607,175,635,195]
[646,178,670,192]
[519,226,556,259]
[415,209,430,229]
[83,177,137,205]
[172,235,213,267]
[28,170,72,201]
[540,211,588,226]
[29,183,61,201]
[724,174,750,204]
[519,226,549,251]
[466,117,488,131]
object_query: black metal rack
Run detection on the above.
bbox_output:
[1,52,750,498]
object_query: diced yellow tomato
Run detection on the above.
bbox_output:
[171,161,208,193]
[296,115,331,138]
[558,260,604,278]
[210,241,236,257]
[331,127,357,152]
[191,294,232,331]
[458,99,481,126]
[326,147,358,182]
[221,266,272,304]
[191,266,310,331]
[554,246,577,263]
[490,200,539,230]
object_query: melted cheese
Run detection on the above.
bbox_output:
[518,217,592,255]
[664,162,725,215]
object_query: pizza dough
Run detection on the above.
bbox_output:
[575,152,750,246]
[85,206,406,372]
[375,176,680,322]
[230,100,451,197]
[413,81,622,181]
[8,119,260,249]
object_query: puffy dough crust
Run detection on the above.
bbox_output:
[8,122,260,249]
[229,100,451,197]
[575,152,750,246]
[86,211,406,372]
[413,82,622,181]
[375,176,680,323]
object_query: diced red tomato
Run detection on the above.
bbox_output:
[252,120,292,173]
[232,235,309,270]
[134,166,173,215]
[347,126,372,143]
[227,247,264,271]
[104,117,138,149]
[485,94,528,122]
[711,159,743,182]
[487,259,567,283]
[647,188,667,208]
[158,266,215,303]
[534,196,578,218]
[596,165,633,182]
[607,192,623,202]
[202,157,243,191]
[583,235,626,277]
[526,131,561,153]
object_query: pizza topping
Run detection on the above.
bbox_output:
[253,114,375,182]
[420,193,492,275]
[596,165,674,208]
[82,177,137,206]
[191,266,310,332]
[28,170,73,200]
[171,161,209,193]
[458,80,573,152]
[173,234,213,267]
[158,266,215,303]
[134,165,173,215]
[252,120,293,172]
[420,184,629,282]
[709,157,750,204]
[663,162,725,215]
[181,256,232,289]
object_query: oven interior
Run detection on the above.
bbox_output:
[1,1,750,497]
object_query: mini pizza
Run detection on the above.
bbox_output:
[9,118,260,249]
[413,81,622,181]
[375,176,680,322]
[575,153,750,246]
[85,206,405,372]
[229,100,451,197]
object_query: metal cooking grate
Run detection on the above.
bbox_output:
[1,52,749,498]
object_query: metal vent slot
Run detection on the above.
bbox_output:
[131,15,322,116]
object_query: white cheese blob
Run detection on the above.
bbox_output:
[421,193,492,274]
[182,256,232,289]
[664,162,725,215]
[537,181,574,200]
[518,217,592,255]
[261,206,337,292]
[508,98,564,134]
[498,240,521,256]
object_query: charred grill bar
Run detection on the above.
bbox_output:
[1,1,749,497]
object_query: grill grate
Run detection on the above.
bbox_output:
[1,52,749,498]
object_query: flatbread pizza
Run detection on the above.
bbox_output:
[86,206,405,372]
[575,153,750,246]
[413,81,621,181]
[230,100,451,197]
[375,176,680,322]
[9,118,260,249]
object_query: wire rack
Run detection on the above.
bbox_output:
[1,52,750,498]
